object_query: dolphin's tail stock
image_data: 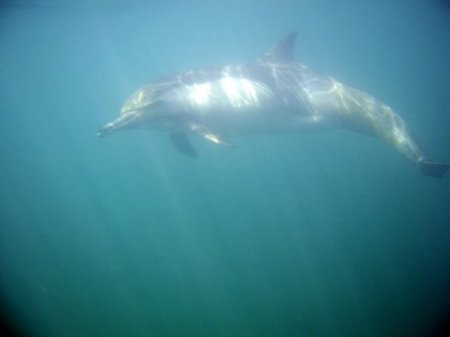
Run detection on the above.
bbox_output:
[419,160,450,178]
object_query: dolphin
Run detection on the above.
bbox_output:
[97,32,449,177]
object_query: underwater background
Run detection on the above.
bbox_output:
[1,1,450,336]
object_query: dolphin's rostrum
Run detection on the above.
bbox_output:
[98,32,449,178]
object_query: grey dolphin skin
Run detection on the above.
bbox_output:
[98,32,449,178]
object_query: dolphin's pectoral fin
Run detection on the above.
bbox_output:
[169,133,198,157]
[188,122,236,148]
[419,160,450,178]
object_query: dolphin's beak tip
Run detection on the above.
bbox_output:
[96,123,115,138]
[96,128,105,138]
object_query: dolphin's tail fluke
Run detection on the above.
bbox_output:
[419,160,450,178]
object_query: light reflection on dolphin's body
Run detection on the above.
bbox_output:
[98,32,449,177]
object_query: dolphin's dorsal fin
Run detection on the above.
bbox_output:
[263,31,298,63]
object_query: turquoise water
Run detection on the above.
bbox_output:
[1,1,450,336]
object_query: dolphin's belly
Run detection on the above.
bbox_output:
[198,107,331,136]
